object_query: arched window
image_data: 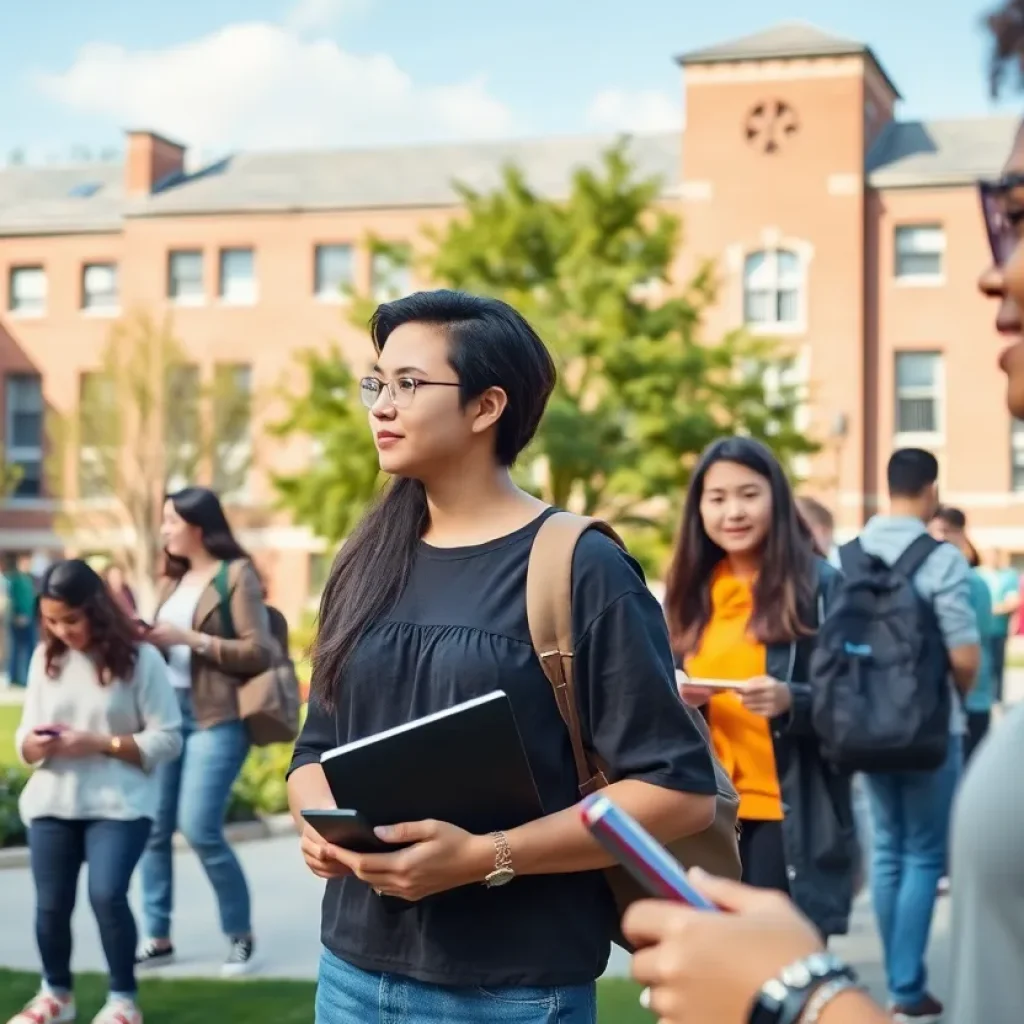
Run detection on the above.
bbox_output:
[743,249,802,327]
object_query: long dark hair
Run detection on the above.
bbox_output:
[164,486,250,579]
[664,436,818,656]
[39,559,141,683]
[312,289,557,708]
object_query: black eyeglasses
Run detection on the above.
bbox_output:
[359,376,460,410]
[978,172,1024,267]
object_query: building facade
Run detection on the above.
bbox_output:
[0,20,1020,619]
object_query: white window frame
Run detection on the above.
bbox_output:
[1011,419,1024,493]
[894,351,944,445]
[212,363,253,503]
[741,248,805,335]
[371,247,412,302]
[218,248,257,306]
[9,266,47,318]
[894,225,945,285]
[761,346,812,480]
[314,244,355,303]
[168,250,205,306]
[4,373,44,499]
[81,262,120,316]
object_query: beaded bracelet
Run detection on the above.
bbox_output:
[796,976,864,1024]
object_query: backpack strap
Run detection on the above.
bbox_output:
[837,538,872,575]
[525,511,624,797]
[213,561,237,640]
[892,533,940,581]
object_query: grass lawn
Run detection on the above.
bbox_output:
[0,704,20,766]
[0,970,649,1023]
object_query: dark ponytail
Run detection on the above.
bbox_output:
[986,0,1024,96]
[311,289,556,708]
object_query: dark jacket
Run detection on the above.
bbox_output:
[764,558,855,938]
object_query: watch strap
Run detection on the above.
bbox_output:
[748,953,857,1024]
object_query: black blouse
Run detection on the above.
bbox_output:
[289,510,717,987]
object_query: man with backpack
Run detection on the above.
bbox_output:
[811,448,979,1024]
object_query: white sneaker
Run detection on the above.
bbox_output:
[7,992,76,1024]
[221,937,255,978]
[89,998,141,1024]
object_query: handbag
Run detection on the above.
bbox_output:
[525,512,741,951]
[213,562,301,747]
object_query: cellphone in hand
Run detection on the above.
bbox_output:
[34,728,62,738]
[580,793,718,909]
[300,808,413,854]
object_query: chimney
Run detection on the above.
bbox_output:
[124,130,186,197]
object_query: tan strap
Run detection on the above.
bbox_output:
[526,511,624,796]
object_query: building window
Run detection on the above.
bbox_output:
[164,365,200,492]
[219,248,257,305]
[4,373,43,498]
[1012,419,1024,492]
[82,263,119,312]
[742,249,801,327]
[9,266,46,316]
[212,363,253,499]
[308,552,331,602]
[895,351,942,436]
[371,246,412,301]
[314,244,354,300]
[168,250,204,305]
[894,225,945,280]
[78,371,116,498]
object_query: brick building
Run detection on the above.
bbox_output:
[0,20,1019,620]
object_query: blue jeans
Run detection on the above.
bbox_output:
[865,735,962,1006]
[30,817,152,997]
[8,621,35,686]
[315,948,597,1024]
[139,688,252,940]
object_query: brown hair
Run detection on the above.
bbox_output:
[39,559,141,684]
[664,436,818,657]
[987,0,1024,97]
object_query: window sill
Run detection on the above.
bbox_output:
[893,432,945,449]
[82,306,121,318]
[169,296,206,308]
[314,293,351,305]
[217,297,258,308]
[6,309,45,320]
[746,321,806,337]
[894,276,946,289]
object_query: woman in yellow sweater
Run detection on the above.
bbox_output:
[664,436,854,939]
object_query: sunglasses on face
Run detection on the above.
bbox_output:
[978,172,1024,267]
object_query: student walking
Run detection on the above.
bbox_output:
[286,290,720,1024]
[136,487,274,976]
[8,560,181,1024]
[666,437,855,941]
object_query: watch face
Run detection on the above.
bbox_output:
[485,868,515,888]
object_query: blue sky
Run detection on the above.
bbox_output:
[0,0,1018,163]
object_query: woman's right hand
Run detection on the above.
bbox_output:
[299,822,353,881]
[20,729,58,765]
[676,672,713,707]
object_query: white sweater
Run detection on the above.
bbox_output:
[15,642,183,825]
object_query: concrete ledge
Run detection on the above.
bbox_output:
[0,812,295,871]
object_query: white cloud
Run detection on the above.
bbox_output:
[586,88,682,134]
[284,0,368,35]
[32,19,516,153]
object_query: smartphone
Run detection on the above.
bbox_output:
[33,728,62,738]
[300,809,412,854]
[682,678,748,692]
[580,794,718,909]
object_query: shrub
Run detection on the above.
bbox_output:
[232,743,294,817]
[0,765,29,848]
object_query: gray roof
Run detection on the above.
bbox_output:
[0,163,123,236]
[128,133,682,218]
[867,116,1020,188]
[676,21,901,99]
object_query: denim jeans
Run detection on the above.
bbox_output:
[315,948,598,1024]
[139,688,252,940]
[8,621,35,686]
[29,817,152,997]
[865,735,962,1006]
[990,636,1007,703]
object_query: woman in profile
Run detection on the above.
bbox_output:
[9,560,181,1024]
[136,487,274,976]
[664,436,853,941]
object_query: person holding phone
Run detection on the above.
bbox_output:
[8,560,181,1024]
[664,436,856,942]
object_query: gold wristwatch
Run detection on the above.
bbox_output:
[484,830,515,888]
[107,736,122,756]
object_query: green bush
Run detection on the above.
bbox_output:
[0,765,29,848]
[231,743,295,817]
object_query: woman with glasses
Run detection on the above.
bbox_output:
[286,289,720,1024]
[617,8,1024,1022]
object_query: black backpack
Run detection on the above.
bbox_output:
[810,534,950,774]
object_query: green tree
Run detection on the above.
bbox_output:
[49,311,254,607]
[274,141,815,569]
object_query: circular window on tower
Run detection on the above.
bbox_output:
[744,100,800,154]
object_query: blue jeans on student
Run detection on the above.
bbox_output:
[139,688,252,941]
[8,621,35,686]
[29,817,152,997]
[315,948,598,1024]
[865,735,962,1007]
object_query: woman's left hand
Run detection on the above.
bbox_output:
[50,729,105,759]
[146,622,190,648]
[740,676,792,718]
[329,820,492,901]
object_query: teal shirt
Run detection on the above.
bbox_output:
[977,567,1019,636]
[966,570,996,713]
[6,571,35,620]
